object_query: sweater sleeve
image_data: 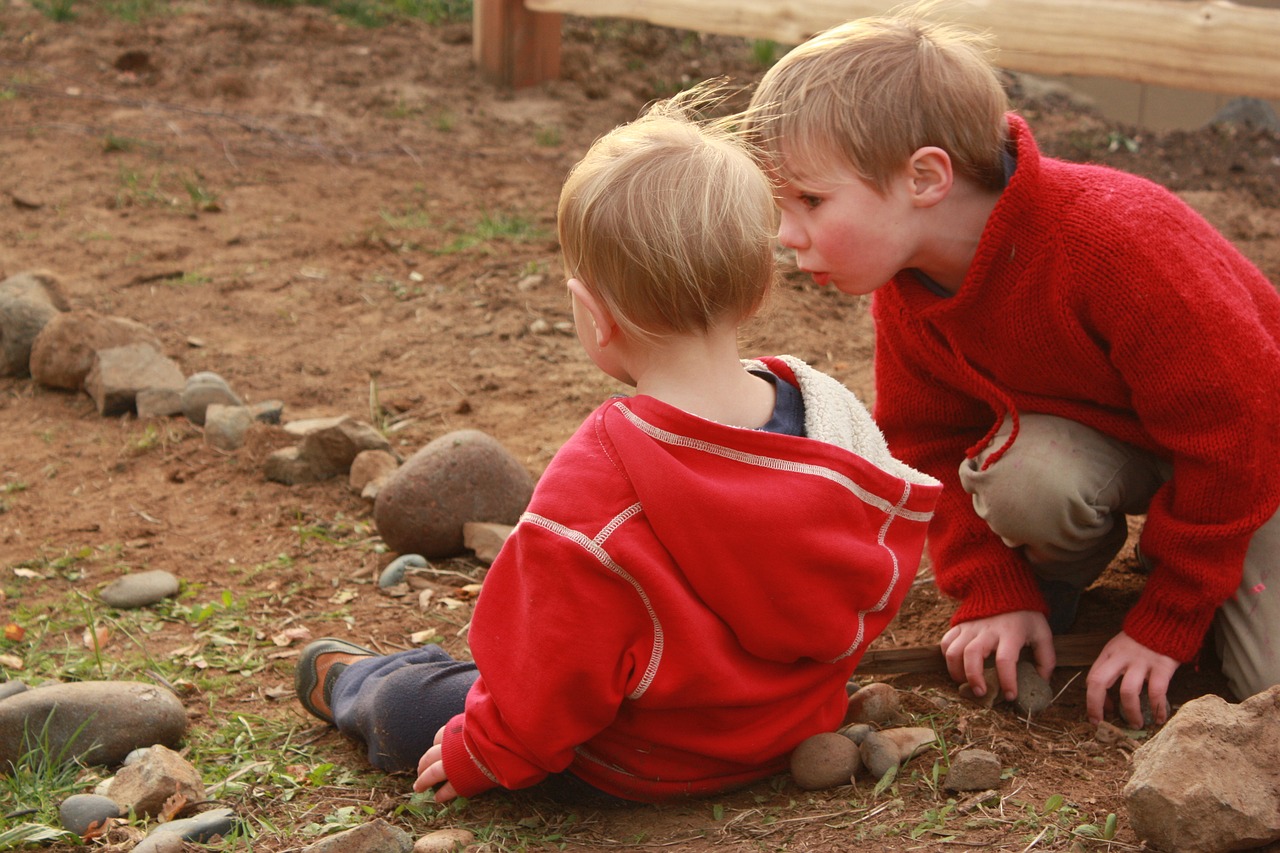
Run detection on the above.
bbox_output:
[440,515,657,798]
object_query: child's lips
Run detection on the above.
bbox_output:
[808,271,831,287]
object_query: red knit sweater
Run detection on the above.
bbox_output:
[872,113,1280,663]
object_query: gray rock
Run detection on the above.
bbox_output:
[1124,685,1280,852]
[0,681,187,768]
[58,793,122,835]
[250,398,285,424]
[132,835,186,853]
[836,723,873,745]
[0,269,68,377]
[1211,97,1280,132]
[136,387,184,418]
[99,570,180,609]
[379,553,428,588]
[350,448,400,499]
[413,828,477,852]
[181,371,243,426]
[0,681,29,702]
[844,681,900,725]
[264,416,392,485]
[302,818,413,853]
[375,429,535,558]
[1013,660,1053,716]
[859,727,936,779]
[29,309,162,391]
[84,343,185,417]
[143,806,236,843]
[203,403,254,451]
[944,748,1003,791]
[107,743,205,818]
[790,731,860,790]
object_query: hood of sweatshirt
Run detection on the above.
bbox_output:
[591,394,940,665]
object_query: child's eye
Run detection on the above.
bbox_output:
[799,194,822,209]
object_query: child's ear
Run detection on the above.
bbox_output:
[906,146,953,207]
[567,278,618,348]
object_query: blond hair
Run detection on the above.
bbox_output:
[744,6,1010,192]
[557,88,777,341]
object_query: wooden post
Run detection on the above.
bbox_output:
[473,0,562,89]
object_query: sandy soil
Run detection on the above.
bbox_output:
[2,2,1279,850]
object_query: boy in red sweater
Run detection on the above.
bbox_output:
[744,10,1280,730]
[295,93,940,804]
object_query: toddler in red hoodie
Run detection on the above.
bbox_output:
[296,89,940,804]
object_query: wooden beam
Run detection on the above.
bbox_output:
[473,0,562,88]
[521,0,1280,99]
[855,632,1112,675]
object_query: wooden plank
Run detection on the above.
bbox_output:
[521,0,1280,99]
[473,0,562,88]
[855,632,1112,675]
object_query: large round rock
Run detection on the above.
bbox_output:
[375,429,534,559]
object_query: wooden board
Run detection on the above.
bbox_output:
[855,632,1112,674]
[521,0,1280,98]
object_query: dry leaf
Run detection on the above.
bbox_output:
[12,568,41,579]
[3,623,23,642]
[158,792,188,822]
[83,625,111,649]
[0,653,24,670]
[271,626,312,647]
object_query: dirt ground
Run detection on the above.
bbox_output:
[2,2,1279,851]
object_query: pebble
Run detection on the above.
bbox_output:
[58,793,122,835]
[301,818,413,852]
[844,681,900,725]
[944,748,1003,791]
[0,681,29,702]
[99,569,180,609]
[378,553,429,588]
[789,731,861,790]
[414,828,476,852]
[181,371,243,426]
[143,807,237,843]
[1013,660,1054,715]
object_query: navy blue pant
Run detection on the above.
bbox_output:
[329,644,628,805]
[331,644,478,773]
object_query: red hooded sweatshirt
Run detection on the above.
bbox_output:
[440,356,940,802]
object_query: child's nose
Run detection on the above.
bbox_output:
[776,212,807,250]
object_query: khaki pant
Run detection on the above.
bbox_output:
[958,413,1279,700]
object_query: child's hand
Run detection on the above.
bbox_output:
[1085,631,1177,729]
[940,611,1055,700]
[413,725,458,802]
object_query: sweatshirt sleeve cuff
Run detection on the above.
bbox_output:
[440,715,500,799]
[947,563,1048,626]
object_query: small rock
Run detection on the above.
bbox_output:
[859,726,936,779]
[790,731,861,790]
[250,399,285,424]
[0,269,68,378]
[836,723,873,744]
[107,743,205,818]
[301,818,413,853]
[265,416,392,484]
[844,681,900,725]
[133,835,186,853]
[414,828,476,852]
[944,749,1003,791]
[0,681,28,702]
[99,570,180,609]
[144,807,237,843]
[350,448,400,499]
[379,554,428,588]
[204,403,254,451]
[84,343,185,417]
[29,309,162,391]
[181,371,243,426]
[1013,660,1053,715]
[58,793,122,835]
[136,387,184,418]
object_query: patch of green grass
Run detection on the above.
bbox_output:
[535,124,562,147]
[0,717,85,845]
[31,0,77,21]
[270,0,472,27]
[439,210,545,254]
[748,38,779,68]
[104,0,168,22]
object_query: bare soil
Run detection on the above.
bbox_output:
[2,3,1279,850]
